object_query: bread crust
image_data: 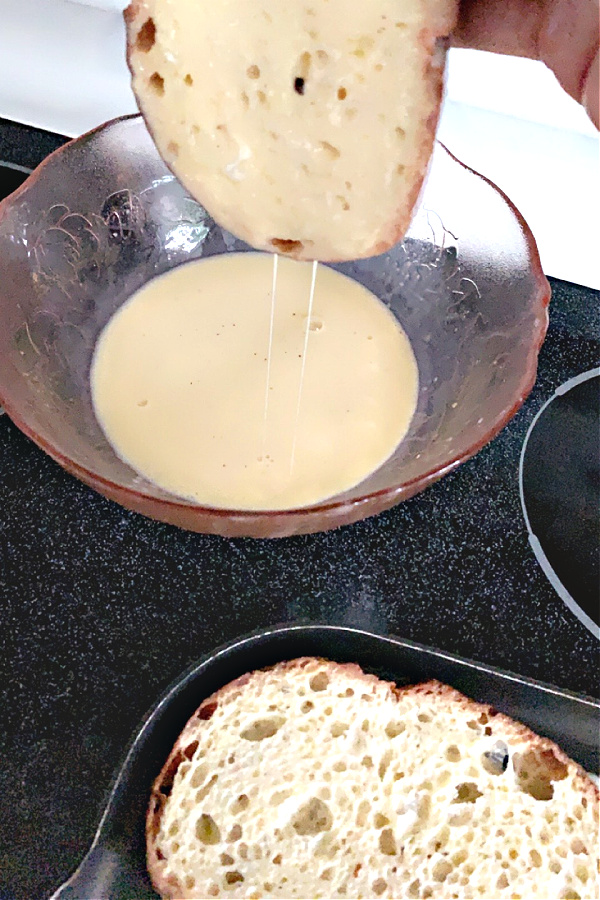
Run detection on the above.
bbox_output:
[146,659,599,899]
[123,0,142,27]
[377,33,448,258]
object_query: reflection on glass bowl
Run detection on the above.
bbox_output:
[0,116,549,537]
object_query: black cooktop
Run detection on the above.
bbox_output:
[0,117,599,900]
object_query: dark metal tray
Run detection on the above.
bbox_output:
[51,625,600,899]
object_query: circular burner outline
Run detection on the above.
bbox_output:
[519,368,600,640]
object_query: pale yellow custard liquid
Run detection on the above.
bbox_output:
[91,253,418,510]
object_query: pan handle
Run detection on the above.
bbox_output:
[49,846,126,900]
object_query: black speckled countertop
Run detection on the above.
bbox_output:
[0,119,599,900]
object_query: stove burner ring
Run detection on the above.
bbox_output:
[519,369,600,640]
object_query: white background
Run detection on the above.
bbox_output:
[1,0,598,288]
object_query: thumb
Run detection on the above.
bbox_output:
[582,49,599,127]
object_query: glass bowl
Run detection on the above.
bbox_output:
[0,116,549,538]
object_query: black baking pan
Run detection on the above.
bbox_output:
[51,624,600,900]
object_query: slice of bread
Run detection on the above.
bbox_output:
[146,658,599,899]
[125,0,457,262]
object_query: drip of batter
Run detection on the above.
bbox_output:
[263,252,278,448]
[290,259,318,475]
[91,253,418,510]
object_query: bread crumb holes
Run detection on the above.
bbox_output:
[292,797,333,835]
[309,672,329,691]
[454,782,483,804]
[240,717,284,741]
[385,721,405,739]
[196,814,220,845]
[149,72,165,96]
[136,18,156,53]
